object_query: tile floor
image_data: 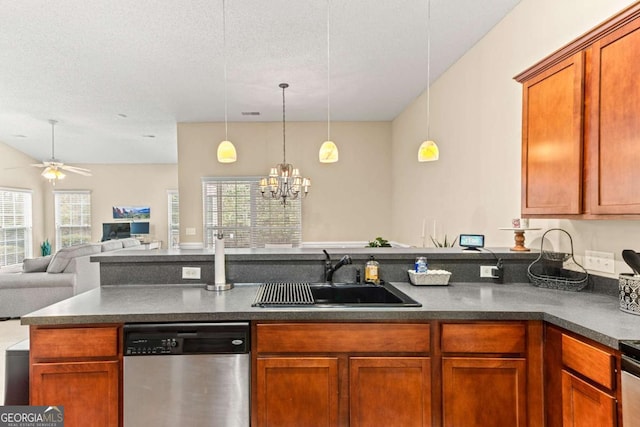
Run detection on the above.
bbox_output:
[0,319,29,404]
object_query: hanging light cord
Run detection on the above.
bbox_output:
[327,0,331,141]
[51,121,55,159]
[426,0,431,139]
[223,0,229,141]
[282,84,286,163]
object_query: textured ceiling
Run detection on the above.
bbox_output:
[0,0,521,164]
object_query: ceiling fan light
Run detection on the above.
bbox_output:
[217,140,237,163]
[319,140,339,163]
[418,140,439,162]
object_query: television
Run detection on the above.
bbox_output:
[102,222,131,241]
[130,222,150,235]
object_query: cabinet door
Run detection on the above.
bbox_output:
[442,357,527,427]
[255,357,339,427]
[350,357,431,427]
[588,17,640,214]
[31,361,119,427]
[562,370,616,427]
[521,52,584,215]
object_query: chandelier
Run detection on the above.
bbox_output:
[259,83,311,204]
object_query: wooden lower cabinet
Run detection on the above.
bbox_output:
[255,357,340,427]
[31,361,120,427]
[253,322,432,427]
[562,370,616,427]
[29,325,122,427]
[350,357,431,427]
[442,357,527,427]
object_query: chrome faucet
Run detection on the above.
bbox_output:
[323,250,353,283]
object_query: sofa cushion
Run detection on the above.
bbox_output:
[101,240,124,252]
[120,238,141,248]
[47,244,101,274]
[23,256,52,273]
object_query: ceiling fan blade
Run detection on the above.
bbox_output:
[60,165,92,176]
[30,163,47,168]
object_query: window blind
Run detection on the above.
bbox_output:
[0,188,33,266]
[54,191,91,251]
[167,190,180,248]
[202,177,301,248]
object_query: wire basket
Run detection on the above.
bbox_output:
[527,228,589,291]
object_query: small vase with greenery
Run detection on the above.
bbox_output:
[430,235,458,248]
[367,237,391,248]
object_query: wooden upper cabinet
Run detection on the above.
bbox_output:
[516,2,640,218]
[588,17,640,214]
[521,52,584,215]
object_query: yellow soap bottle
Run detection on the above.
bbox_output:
[365,255,380,285]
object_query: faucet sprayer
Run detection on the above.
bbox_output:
[323,250,353,283]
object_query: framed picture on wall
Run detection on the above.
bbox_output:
[112,206,150,219]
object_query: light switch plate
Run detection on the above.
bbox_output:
[584,250,615,274]
[186,227,196,236]
[182,267,201,279]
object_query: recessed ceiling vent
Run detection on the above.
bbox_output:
[241,112,260,116]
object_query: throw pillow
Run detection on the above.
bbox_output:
[121,238,141,248]
[101,240,124,252]
[46,244,101,274]
[23,255,52,273]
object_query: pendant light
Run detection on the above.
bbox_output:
[319,0,338,163]
[418,0,439,162]
[217,0,237,163]
[259,83,311,205]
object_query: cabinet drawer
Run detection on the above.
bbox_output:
[256,323,430,354]
[562,334,614,390]
[31,326,119,360]
[441,323,526,354]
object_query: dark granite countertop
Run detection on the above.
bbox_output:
[21,281,640,350]
[91,247,538,263]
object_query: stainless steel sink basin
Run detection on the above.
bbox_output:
[252,281,421,307]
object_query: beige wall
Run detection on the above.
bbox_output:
[177,121,391,245]
[391,0,639,275]
[1,141,178,251]
[0,141,47,254]
[42,164,178,247]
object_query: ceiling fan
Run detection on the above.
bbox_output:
[32,119,92,182]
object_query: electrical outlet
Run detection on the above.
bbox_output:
[480,266,495,278]
[182,267,201,279]
[584,250,615,274]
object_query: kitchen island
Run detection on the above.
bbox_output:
[22,281,636,427]
[21,248,636,427]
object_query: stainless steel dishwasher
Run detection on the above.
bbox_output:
[123,322,250,427]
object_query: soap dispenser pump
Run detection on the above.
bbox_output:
[365,255,380,285]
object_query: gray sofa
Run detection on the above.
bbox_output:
[0,238,142,318]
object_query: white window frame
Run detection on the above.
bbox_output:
[54,190,92,251]
[202,177,302,248]
[167,190,179,249]
[0,187,33,266]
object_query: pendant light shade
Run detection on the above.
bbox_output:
[418,0,439,163]
[217,140,237,163]
[319,0,339,163]
[418,140,439,162]
[319,140,338,163]
[217,0,237,163]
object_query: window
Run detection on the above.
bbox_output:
[168,190,179,249]
[0,188,32,267]
[54,191,91,251]
[202,177,301,248]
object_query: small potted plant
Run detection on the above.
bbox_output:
[367,237,391,248]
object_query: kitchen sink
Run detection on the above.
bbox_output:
[252,281,421,308]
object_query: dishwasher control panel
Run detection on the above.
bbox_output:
[124,322,250,356]
[125,337,182,355]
